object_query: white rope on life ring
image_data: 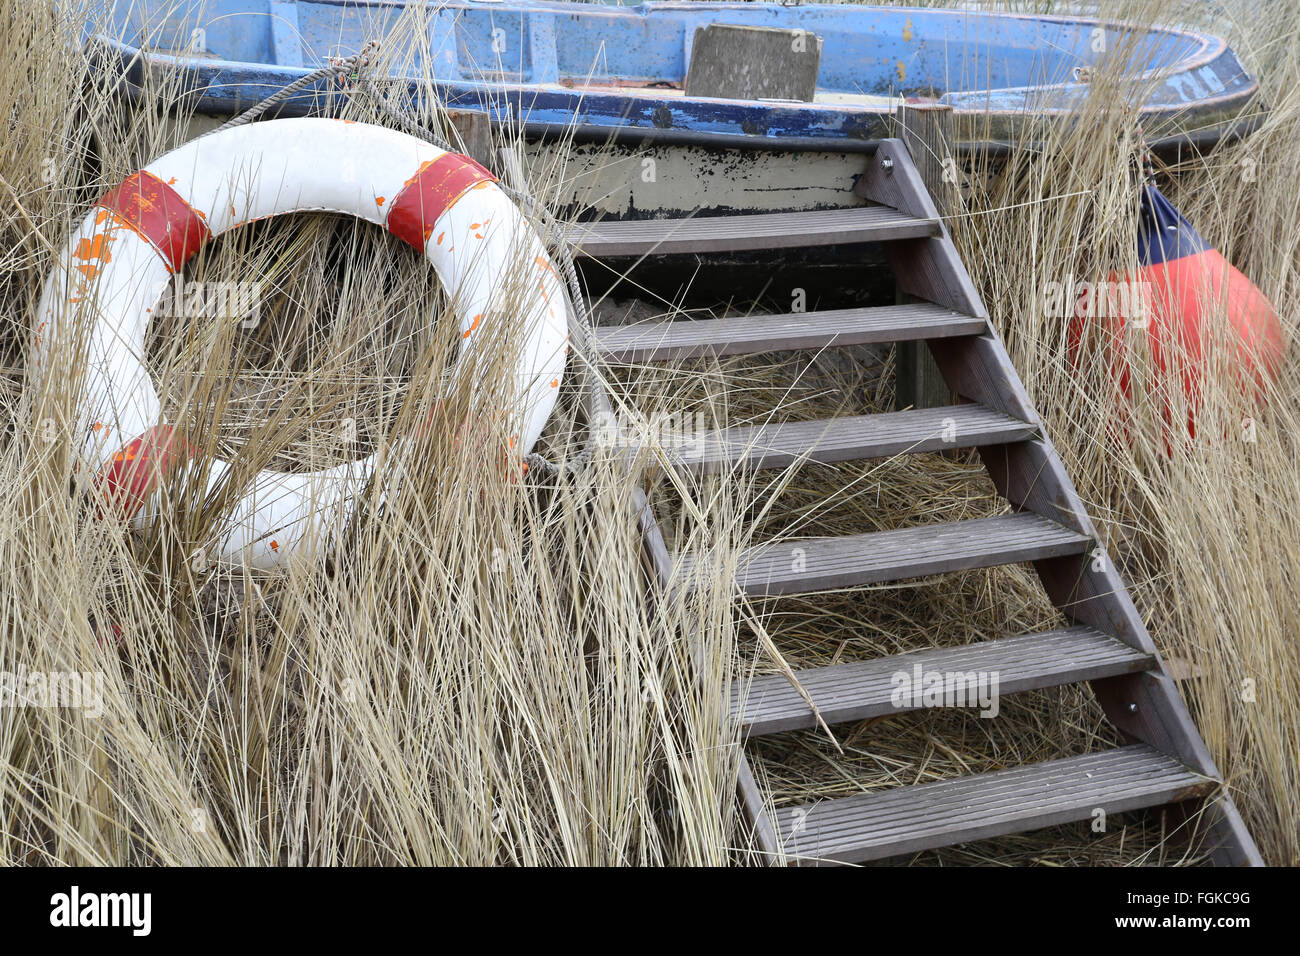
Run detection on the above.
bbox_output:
[31,117,569,569]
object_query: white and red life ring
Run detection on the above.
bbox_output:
[31,117,568,569]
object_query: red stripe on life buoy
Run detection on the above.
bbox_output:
[97,425,195,518]
[97,171,211,273]
[385,154,496,251]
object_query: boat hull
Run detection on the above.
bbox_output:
[92,1,1263,218]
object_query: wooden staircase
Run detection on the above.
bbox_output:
[562,139,1261,866]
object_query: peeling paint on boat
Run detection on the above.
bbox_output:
[170,109,870,218]
[539,140,872,218]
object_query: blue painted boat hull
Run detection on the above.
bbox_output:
[87,1,1261,218]
[91,1,1259,152]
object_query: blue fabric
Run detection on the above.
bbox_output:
[1137,184,1210,266]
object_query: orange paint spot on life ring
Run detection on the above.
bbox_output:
[534,256,560,280]
[462,313,482,339]
[72,232,120,278]
[375,196,385,207]
[74,233,115,263]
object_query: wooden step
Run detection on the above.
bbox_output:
[679,513,1091,597]
[675,404,1035,473]
[566,204,941,257]
[595,302,984,363]
[734,626,1152,735]
[773,744,1215,865]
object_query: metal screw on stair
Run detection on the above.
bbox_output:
[1127,702,1138,713]
[881,156,895,174]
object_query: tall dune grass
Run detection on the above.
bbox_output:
[1,0,758,865]
[941,0,1300,864]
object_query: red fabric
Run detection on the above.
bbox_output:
[97,171,211,273]
[97,425,194,518]
[385,154,496,251]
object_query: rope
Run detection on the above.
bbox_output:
[208,41,599,478]
[210,41,381,135]
[1134,124,1164,185]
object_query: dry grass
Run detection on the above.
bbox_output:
[942,0,1300,865]
[0,0,1296,865]
[0,0,752,865]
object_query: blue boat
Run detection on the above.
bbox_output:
[88,1,1262,217]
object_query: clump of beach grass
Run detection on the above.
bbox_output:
[0,0,760,865]
[938,0,1300,865]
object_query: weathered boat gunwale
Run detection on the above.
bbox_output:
[98,43,1264,166]
[89,0,1263,157]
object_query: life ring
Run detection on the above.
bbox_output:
[31,118,568,569]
